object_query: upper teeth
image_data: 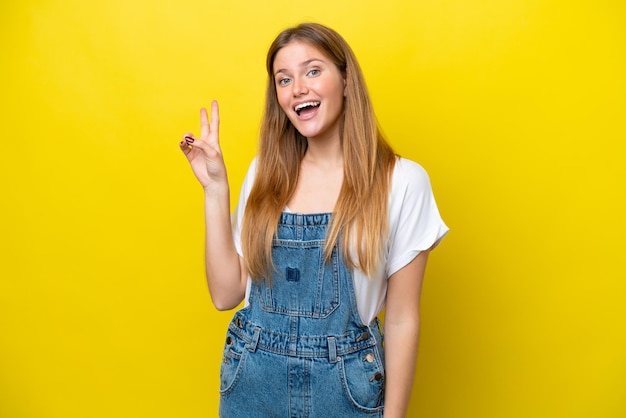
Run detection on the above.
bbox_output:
[294,101,320,112]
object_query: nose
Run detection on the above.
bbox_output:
[292,77,308,96]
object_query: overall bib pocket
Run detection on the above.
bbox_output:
[259,239,340,318]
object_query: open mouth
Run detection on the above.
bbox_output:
[294,101,321,116]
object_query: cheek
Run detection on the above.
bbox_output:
[276,91,290,114]
[325,79,346,101]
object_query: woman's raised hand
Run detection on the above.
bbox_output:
[179,101,228,191]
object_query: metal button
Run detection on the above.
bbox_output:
[356,331,370,342]
[235,318,243,328]
[363,353,375,363]
[226,336,233,345]
[370,372,383,382]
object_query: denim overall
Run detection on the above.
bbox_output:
[219,213,385,417]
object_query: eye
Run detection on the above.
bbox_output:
[277,77,291,86]
[307,68,321,77]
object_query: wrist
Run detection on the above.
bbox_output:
[202,180,229,197]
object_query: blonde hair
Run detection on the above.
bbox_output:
[242,23,397,281]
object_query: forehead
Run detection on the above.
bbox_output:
[273,40,332,72]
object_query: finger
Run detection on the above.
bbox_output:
[210,100,220,136]
[200,108,209,139]
[179,133,196,153]
[179,138,192,155]
[183,133,196,145]
[182,134,213,154]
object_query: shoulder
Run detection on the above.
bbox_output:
[246,156,258,178]
[234,157,259,210]
[241,157,258,189]
[390,157,432,196]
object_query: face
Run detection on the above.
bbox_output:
[273,40,346,142]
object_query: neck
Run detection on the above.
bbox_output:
[304,133,343,168]
[304,143,343,169]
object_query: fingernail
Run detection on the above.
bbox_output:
[184,136,195,144]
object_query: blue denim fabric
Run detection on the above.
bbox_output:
[219,213,385,417]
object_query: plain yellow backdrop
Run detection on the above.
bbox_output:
[1,0,624,417]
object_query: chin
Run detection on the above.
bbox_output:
[290,123,315,138]
[296,128,322,139]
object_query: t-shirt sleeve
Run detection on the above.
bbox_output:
[232,158,258,257]
[386,158,449,278]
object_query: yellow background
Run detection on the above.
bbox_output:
[1,0,624,417]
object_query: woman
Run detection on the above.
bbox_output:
[180,22,448,418]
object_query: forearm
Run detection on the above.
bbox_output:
[383,317,420,418]
[203,183,245,310]
[383,250,429,417]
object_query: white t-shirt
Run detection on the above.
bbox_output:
[232,157,449,324]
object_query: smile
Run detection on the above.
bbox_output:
[294,101,321,116]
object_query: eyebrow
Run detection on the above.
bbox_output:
[274,58,326,76]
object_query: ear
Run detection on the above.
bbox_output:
[343,76,347,97]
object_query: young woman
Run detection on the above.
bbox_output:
[180,23,448,418]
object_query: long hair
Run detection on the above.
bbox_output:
[241,22,397,281]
